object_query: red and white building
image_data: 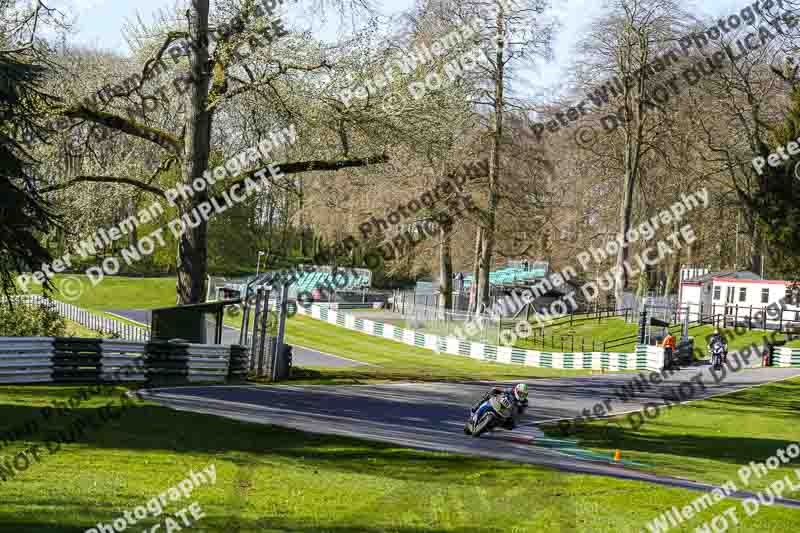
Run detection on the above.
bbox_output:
[678,268,800,328]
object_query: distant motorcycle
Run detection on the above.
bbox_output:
[464,393,515,438]
[710,343,725,370]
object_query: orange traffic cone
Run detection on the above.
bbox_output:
[614,449,622,462]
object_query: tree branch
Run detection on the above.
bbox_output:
[211,154,389,204]
[40,175,167,198]
[60,105,182,155]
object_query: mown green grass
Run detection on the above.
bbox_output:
[24,274,177,311]
[517,316,791,356]
[223,308,597,382]
[63,320,111,338]
[20,274,591,382]
[376,317,504,345]
[543,376,800,496]
[0,385,798,532]
[279,316,591,383]
[368,312,782,356]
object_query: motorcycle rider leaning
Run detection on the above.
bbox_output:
[468,383,529,431]
[708,329,728,363]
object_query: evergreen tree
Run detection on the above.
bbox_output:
[748,85,800,280]
[0,51,57,297]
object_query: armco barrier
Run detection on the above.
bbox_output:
[0,337,250,384]
[229,345,250,380]
[297,304,665,371]
[0,337,54,384]
[147,341,231,384]
[773,346,800,367]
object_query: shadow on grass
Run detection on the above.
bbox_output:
[283,367,565,385]
[541,381,800,470]
[0,399,524,487]
[0,386,574,532]
[0,518,508,533]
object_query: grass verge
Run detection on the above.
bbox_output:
[24,274,176,312]
[516,317,791,356]
[542,376,800,496]
[0,385,798,532]
[279,315,592,383]
[64,321,111,338]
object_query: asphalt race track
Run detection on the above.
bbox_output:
[138,364,800,506]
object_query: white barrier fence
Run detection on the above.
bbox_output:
[773,346,800,367]
[297,303,665,372]
[12,295,150,341]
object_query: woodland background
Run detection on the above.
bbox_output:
[3,0,800,310]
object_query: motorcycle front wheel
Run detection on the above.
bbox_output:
[472,413,496,437]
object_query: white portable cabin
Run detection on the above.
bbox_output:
[678,269,800,329]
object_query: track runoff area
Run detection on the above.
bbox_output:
[140,358,800,506]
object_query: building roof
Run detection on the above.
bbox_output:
[683,270,761,284]
[462,265,549,288]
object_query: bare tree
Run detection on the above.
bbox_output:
[577,0,686,306]
[43,0,389,304]
[446,0,555,314]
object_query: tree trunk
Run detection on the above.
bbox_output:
[439,224,453,318]
[635,270,647,299]
[663,260,674,299]
[749,224,762,275]
[281,193,290,255]
[127,197,138,248]
[614,152,636,309]
[298,178,306,257]
[266,196,274,255]
[469,226,482,314]
[176,0,213,305]
[663,221,681,299]
[476,4,505,315]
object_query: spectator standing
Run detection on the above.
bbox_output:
[661,331,677,369]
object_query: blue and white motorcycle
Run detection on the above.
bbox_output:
[710,342,726,370]
[464,393,515,438]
